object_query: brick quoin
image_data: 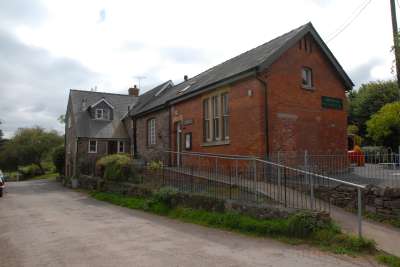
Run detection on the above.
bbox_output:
[171,34,348,159]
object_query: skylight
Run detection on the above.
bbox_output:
[178,85,191,94]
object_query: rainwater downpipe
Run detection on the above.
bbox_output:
[256,72,269,159]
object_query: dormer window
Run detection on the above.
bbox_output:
[95,109,109,120]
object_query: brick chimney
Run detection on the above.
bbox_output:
[128,85,139,96]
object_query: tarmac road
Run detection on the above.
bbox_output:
[0,180,380,267]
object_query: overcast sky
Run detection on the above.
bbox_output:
[0,0,396,138]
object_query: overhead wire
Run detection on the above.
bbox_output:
[327,0,373,43]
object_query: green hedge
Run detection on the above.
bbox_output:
[96,154,137,182]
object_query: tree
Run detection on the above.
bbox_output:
[0,119,3,142]
[366,102,400,151]
[349,80,399,137]
[0,141,18,171]
[347,124,362,147]
[58,114,66,124]
[0,127,63,174]
[52,146,65,175]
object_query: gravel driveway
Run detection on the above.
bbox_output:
[0,180,379,267]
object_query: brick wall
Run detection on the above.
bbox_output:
[170,77,266,158]
[170,34,348,159]
[266,34,348,155]
[135,109,170,163]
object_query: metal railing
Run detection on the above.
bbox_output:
[141,151,366,237]
[267,151,400,188]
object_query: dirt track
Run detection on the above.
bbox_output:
[0,180,380,267]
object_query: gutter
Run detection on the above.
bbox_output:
[256,72,269,158]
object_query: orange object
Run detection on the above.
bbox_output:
[348,149,365,166]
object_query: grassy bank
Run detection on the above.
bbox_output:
[30,172,58,180]
[90,191,375,256]
[376,253,400,267]
[364,211,400,229]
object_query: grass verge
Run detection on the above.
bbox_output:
[90,191,375,256]
[30,172,58,181]
[376,252,400,267]
[364,211,400,229]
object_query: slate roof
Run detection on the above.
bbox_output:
[69,90,138,138]
[130,22,353,116]
[130,80,174,116]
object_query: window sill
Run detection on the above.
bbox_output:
[201,140,230,147]
[301,85,315,91]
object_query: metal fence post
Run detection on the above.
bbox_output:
[229,168,232,200]
[235,159,238,180]
[190,166,194,193]
[277,151,281,202]
[253,158,257,202]
[305,150,315,210]
[357,187,363,238]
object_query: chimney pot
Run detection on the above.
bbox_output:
[128,84,140,96]
[184,75,188,81]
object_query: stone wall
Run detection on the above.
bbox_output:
[365,187,400,219]
[75,175,299,220]
[135,109,170,163]
[316,184,400,219]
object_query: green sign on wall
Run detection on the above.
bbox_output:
[321,96,343,110]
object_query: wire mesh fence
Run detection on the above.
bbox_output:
[267,151,400,188]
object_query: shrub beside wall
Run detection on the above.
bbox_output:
[96,154,138,182]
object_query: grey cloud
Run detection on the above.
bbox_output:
[349,58,383,88]
[0,29,99,138]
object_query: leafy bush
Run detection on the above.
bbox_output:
[52,146,65,174]
[96,154,136,181]
[152,186,179,208]
[18,164,42,179]
[287,211,333,238]
[148,160,163,171]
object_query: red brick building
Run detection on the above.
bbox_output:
[66,22,353,176]
[168,23,352,161]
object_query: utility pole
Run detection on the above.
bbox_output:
[390,0,400,92]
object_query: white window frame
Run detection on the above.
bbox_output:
[301,67,313,89]
[147,119,156,145]
[88,140,97,153]
[202,90,229,144]
[221,92,230,140]
[68,116,72,129]
[95,109,109,120]
[117,141,124,153]
[203,99,211,142]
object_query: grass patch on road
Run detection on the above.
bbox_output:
[90,191,375,257]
